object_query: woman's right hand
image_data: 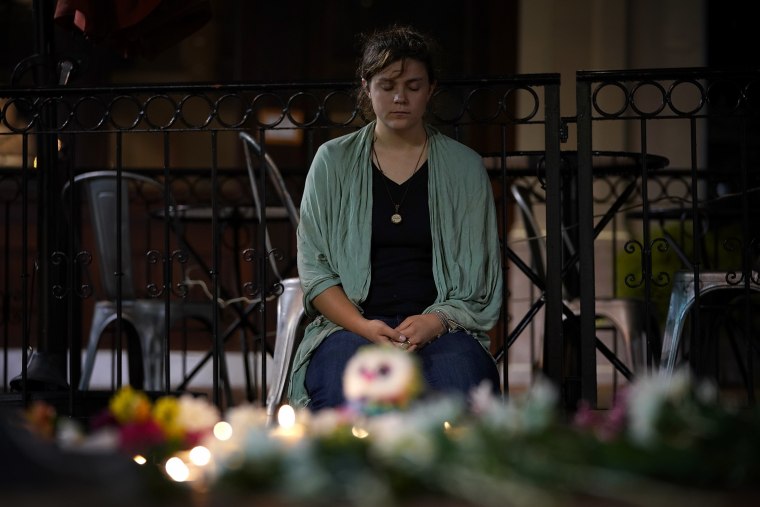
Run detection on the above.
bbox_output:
[360,318,407,347]
[313,285,405,346]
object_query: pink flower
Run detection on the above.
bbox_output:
[573,390,630,441]
[119,419,166,454]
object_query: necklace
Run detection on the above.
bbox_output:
[372,134,428,225]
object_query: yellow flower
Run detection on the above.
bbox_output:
[153,396,184,440]
[109,386,152,424]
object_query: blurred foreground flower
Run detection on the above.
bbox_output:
[22,348,760,507]
[89,386,220,460]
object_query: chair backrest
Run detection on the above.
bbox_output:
[510,184,547,283]
[510,183,579,295]
[239,132,300,281]
[240,132,300,229]
[63,171,166,300]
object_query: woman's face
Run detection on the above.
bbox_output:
[364,58,435,134]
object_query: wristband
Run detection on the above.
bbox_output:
[433,310,452,337]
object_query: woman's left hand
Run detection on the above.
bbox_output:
[394,314,446,352]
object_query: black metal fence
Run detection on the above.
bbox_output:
[2,68,758,414]
[576,68,760,405]
[1,76,567,414]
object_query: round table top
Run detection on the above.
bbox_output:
[482,150,670,176]
[151,204,291,222]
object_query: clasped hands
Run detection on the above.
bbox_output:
[363,313,445,352]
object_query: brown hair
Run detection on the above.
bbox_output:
[356,25,439,118]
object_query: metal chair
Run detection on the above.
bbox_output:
[659,269,760,374]
[65,171,218,391]
[240,132,306,421]
[657,193,760,375]
[510,184,649,372]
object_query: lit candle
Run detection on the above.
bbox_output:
[270,405,304,444]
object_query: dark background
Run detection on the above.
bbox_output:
[2,1,758,87]
[0,0,517,87]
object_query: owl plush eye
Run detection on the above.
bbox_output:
[377,363,391,377]
[343,345,424,414]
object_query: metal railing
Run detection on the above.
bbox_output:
[4,69,757,413]
[0,75,564,413]
[576,68,760,405]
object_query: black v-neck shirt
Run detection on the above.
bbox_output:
[361,161,438,316]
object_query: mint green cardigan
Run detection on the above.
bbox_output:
[288,122,503,407]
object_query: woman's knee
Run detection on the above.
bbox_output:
[305,330,370,410]
[419,333,499,393]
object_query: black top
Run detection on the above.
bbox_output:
[361,161,438,317]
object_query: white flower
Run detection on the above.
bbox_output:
[469,379,499,415]
[409,396,465,430]
[76,427,122,453]
[176,394,220,433]
[55,418,86,450]
[207,424,289,480]
[242,426,289,459]
[381,431,438,470]
[366,411,408,440]
[308,408,350,437]
[226,403,268,433]
[695,378,718,405]
[628,369,693,445]
[58,420,121,454]
[479,377,558,434]
[200,403,269,469]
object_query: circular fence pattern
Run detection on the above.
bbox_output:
[590,75,760,119]
[0,80,554,134]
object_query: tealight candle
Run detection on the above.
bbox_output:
[270,405,304,444]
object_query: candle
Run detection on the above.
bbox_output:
[270,405,304,445]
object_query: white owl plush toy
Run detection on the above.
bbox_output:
[342,345,424,415]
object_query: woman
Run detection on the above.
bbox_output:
[289,25,503,410]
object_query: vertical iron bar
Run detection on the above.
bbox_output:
[163,131,172,394]
[32,0,69,393]
[739,117,754,403]
[2,201,9,391]
[66,134,75,414]
[115,135,124,389]
[500,124,509,399]
[544,81,566,401]
[258,128,269,407]
[689,116,702,377]
[575,76,597,407]
[210,131,221,408]
[20,135,30,404]
[640,119,653,370]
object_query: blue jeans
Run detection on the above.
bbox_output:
[304,315,501,411]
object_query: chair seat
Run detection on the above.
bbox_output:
[566,297,649,371]
[79,298,216,391]
[660,270,760,374]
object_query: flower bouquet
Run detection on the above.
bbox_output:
[19,346,760,507]
[71,386,221,466]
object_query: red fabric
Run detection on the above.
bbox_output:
[54,0,162,37]
[54,0,212,58]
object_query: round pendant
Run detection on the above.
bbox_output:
[391,213,402,224]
